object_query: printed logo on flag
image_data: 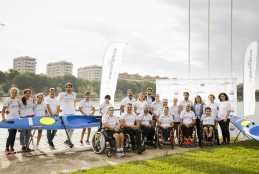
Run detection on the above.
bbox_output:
[230,108,235,113]
[230,126,235,131]
[229,90,234,95]
[174,90,179,95]
[249,79,252,83]
[200,82,205,86]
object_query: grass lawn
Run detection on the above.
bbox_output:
[65,140,259,174]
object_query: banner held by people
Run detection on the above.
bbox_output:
[244,41,258,117]
[99,41,128,105]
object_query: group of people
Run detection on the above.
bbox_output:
[1,84,232,157]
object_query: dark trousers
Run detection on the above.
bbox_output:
[6,129,17,149]
[160,127,171,140]
[181,125,193,138]
[196,118,201,145]
[142,126,155,141]
[218,119,230,143]
[124,127,141,147]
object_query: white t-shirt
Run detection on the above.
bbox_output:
[179,99,194,112]
[157,106,173,117]
[99,102,113,115]
[121,96,136,113]
[218,101,231,121]
[18,98,34,117]
[45,96,60,115]
[201,114,217,126]
[206,102,219,117]
[158,115,174,127]
[120,113,137,126]
[58,92,76,115]
[150,101,162,116]
[180,110,196,125]
[3,98,19,120]
[79,99,94,116]
[171,105,180,122]
[135,101,147,114]
[102,114,119,130]
[34,102,48,117]
[137,113,152,126]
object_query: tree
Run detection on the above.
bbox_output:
[13,73,33,91]
[0,85,4,96]
[6,69,19,83]
[0,71,6,84]
[56,87,63,95]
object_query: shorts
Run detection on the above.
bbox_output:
[174,122,180,125]
[105,130,116,137]
[203,125,215,129]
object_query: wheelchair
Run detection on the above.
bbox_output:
[200,126,218,148]
[178,124,197,147]
[139,127,156,149]
[155,125,175,149]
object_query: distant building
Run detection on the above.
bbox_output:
[237,83,243,89]
[118,72,170,83]
[46,61,73,77]
[13,56,37,73]
[77,65,102,80]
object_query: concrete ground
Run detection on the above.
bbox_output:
[0,140,241,174]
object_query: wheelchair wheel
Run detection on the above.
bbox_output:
[92,131,106,154]
[159,144,163,149]
[214,140,217,146]
[178,126,182,146]
[107,149,113,157]
[156,126,159,148]
[200,140,203,148]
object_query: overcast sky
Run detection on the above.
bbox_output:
[0,0,259,88]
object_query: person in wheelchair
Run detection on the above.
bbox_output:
[136,105,155,146]
[120,103,145,154]
[180,103,196,145]
[200,107,218,142]
[102,107,125,157]
[158,106,174,144]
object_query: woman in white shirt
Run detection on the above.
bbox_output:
[218,93,231,145]
[171,98,180,141]
[1,88,20,155]
[134,92,147,115]
[34,93,49,151]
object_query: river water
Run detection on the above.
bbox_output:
[0,100,258,151]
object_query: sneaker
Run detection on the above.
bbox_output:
[26,147,32,151]
[175,138,178,142]
[21,147,26,152]
[120,152,126,157]
[166,140,170,144]
[85,140,90,145]
[183,139,187,145]
[188,139,191,145]
[116,153,122,157]
[162,138,166,143]
[50,142,55,149]
[35,145,40,151]
[9,149,16,154]
[64,140,69,145]
[80,141,84,146]
[4,149,10,155]
[137,147,143,154]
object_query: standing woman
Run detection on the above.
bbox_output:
[171,98,180,142]
[1,88,20,154]
[34,93,49,150]
[18,89,35,151]
[134,92,147,115]
[218,93,231,145]
[193,95,206,146]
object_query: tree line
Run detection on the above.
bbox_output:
[0,69,156,99]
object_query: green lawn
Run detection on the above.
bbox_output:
[65,140,259,174]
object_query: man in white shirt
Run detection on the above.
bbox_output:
[180,103,196,145]
[58,83,76,146]
[179,92,194,114]
[45,88,60,148]
[120,89,136,113]
[79,92,95,145]
[120,103,144,154]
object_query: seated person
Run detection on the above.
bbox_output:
[200,107,218,142]
[120,103,145,154]
[158,106,174,144]
[180,103,196,145]
[102,107,125,157]
[137,105,155,146]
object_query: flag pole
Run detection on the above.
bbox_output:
[0,23,4,32]
[208,0,210,78]
[188,0,190,79]
[230,0,233,78]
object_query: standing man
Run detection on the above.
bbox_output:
[45,88,60,149]
[145,87,156,127]
[120,89,135,113]
[179,92,194,114]
[79,92,95,145]
[58,83,76,146]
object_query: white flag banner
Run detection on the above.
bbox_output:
[99,41,127,105]
[244,41,258,116]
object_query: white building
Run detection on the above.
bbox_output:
[13,56,37,73]
[77,65,102,80]
[46,61,73,77]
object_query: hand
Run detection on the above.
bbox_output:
[6,110,10,115]
[90,114,94,117]
[224,118,227,122]
[132,125,138,130]
[215,126,218,129]
[186,124,189,128]
[2,118,6,122]
[164,126,168,129]
[75,108,77,111]
[46,114,49,117]
[147,125,151,127]
[83,114,87,117]
[60,109,62,112]
[55,114,59,116]
[114,128,119,132]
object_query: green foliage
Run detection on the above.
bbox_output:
[0,85,4,96]
[65,140,259,174]
[0,71,6,84]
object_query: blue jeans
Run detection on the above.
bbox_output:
[20,129,30,145]
[47,130,57,144]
